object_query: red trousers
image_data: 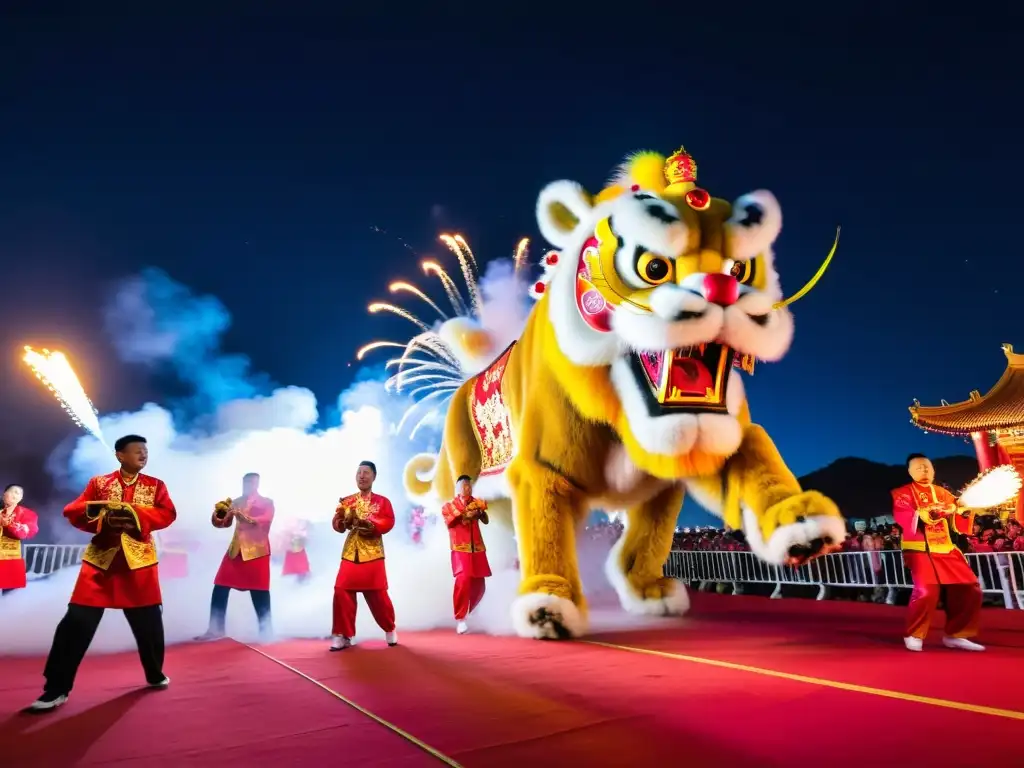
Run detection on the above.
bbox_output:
[332,588,396,638]
[904,550,982,640]
[454,574,486,620]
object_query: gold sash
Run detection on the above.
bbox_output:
[227,532,270,561]
[0,534,22,561]
[82,533,158,570]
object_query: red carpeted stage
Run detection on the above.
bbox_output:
[2,593,1023,767]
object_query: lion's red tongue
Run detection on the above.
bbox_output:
[638,349,714,400]
[669,354,714,398]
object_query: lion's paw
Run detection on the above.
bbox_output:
[511,592,587,640]
[742,490,846,566]
[620,577,691,617]
[604,539,690,617]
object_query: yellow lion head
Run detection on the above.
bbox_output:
[531,148,796,468]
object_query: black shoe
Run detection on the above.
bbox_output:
[25,691,68,712]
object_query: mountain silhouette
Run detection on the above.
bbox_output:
[798,455,979,521]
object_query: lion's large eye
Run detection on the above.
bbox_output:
[724,258,756,285]
[637,252,674,286]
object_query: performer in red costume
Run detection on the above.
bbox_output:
[442,475,492,635]
[330,460,398,651]
[281,519,311,583]
[27,435,176,712]
[892,453,984,653]
[197,472,275,640]
[1,484,39,595]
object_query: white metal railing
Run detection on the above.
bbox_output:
[20,544,1024,611]
[665,550,1024,610]
[22,544,86,579]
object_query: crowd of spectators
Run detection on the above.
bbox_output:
[587,516,1024,554]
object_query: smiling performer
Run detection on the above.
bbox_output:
[405,145,845,640]
[28,434,176,712]
[330,461,398,651]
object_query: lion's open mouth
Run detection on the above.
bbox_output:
[628,343,738,417]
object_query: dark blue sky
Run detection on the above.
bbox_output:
[1,7,1018,480]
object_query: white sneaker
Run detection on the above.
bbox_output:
[26,692,68,712]
[329,635,352,652]
[148,676,170,689]
[456,621,469,635]
[903,636,923,652]
[385,630,399,646]
[943,636,985,652]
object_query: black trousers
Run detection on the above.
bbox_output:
[1,588,17,596]
[209,585,271,634]
[43,603,165,696]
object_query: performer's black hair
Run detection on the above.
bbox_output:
[906,452,928,468]
[456,475,472,484]
[359,460,377,476]
[243,472,260,480]
[114,434,147,453]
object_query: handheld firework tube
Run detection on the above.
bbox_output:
[404,146,845,640]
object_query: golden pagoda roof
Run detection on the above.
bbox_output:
[910,344,1024,436]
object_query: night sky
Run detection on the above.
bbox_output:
[1,7,1018,491]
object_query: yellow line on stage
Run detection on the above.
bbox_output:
[244,644,464,767]
[584,640,1024,721]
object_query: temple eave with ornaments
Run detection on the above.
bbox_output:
[909,343,1024,519]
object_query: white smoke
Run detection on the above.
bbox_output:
[0,264,532,654]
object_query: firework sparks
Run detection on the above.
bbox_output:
[359,233,527,438]
[388,281,449,321]
[422,260,468,315]
[440,233,483,314]
[514,237,530,275]
[22,346,106,443]
[367,302,431,334]
[356,340,407,360]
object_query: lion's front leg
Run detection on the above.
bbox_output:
[732,424,846,565]
[507,457,588,640]
[605,484,690,617]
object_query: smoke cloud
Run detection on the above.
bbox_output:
[2,265,530,654]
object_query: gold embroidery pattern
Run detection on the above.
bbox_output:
[121,533,158,569]
[96,476,124,503]
[483,363,505,390]
[226,496,270,561]
[452,541,487,553]
[131,483,156,508]
[0,534,22,561]
[82,544,119,570]
[341,495,385,563]
[81,474,159,570]
[470,344,516,474]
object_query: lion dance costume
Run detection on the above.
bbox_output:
[406,146,846,639]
